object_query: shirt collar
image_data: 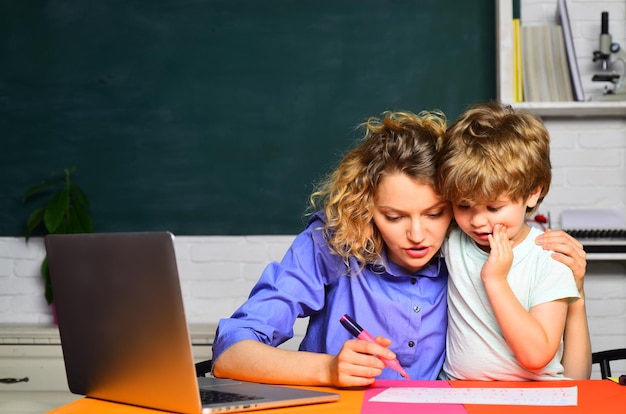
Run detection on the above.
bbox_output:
[373,250,444,279]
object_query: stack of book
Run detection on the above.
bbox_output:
[514,0,584,102]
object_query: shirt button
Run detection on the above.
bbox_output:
[408,341,415,347]
[410,278,417,285]
[413,305,420,313]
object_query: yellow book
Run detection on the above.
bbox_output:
[513,18,523,102]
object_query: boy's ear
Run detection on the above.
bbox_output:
[526,187,542,208]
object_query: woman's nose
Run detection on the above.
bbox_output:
[407,220,424,242]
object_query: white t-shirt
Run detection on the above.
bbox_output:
[442,227,579,380]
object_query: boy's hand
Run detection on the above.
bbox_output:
[481,224,514,283]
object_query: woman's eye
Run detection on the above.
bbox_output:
[385,216,402,222]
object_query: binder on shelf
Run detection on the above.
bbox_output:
[521,24,574,102]
[557,0,585,101]
[512,0,523,102]
[513,18,523,102]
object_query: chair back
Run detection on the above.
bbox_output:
[592,348,626,378]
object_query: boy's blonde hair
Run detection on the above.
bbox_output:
[437,102,551,215]
[309,110,447,268]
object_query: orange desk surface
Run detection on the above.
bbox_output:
[48,380,625,414]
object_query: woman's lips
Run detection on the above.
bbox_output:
[405,246,429,259]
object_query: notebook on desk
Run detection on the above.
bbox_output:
[45,231,339,414]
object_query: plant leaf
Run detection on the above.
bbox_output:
[22,166,92,306]
[69,183,91,208]
[41,257,53,305]
[25,207,45,240]
[44,189,69,234]
[70,204,93,233]
[21,180,57,203]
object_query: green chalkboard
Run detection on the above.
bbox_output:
[0,0,495,236]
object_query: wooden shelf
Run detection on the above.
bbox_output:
[510,101,626,117]
[496,0,626,118]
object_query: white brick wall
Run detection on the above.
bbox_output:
[541,118,626,223]
[0,235,296,326]
[519,1,626,377]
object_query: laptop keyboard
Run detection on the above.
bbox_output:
[200,389,263,404]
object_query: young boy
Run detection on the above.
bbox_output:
[437,102,580,380]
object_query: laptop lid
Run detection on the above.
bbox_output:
[46,232,339,414]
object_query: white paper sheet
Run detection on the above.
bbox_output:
[369,386,578,406]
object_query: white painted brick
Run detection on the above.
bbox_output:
[1,277,42,296]
[242,263,269,282]
[544,187,625,210]
[13,258,44,278]
[173,244,192,262]
[187,280,254,299]
[567,169,626,187]
[0,297,11,314]
[521,0,558,24]
[585,273,626,299]
[589,314,626,336]
[550,169,566,187]
[266,238,294,262]
[178,261,244,281]
[246,235,296,244]
[0,259,12,277]
[183,297,243,324]
[191,239,268,262]
[0,237,43,259]
[548,133,576,150]
[587,298,626,318]
[592,336,626,354]
[11,294,48,314]
[552,149,622,167]
[579,133,626,149]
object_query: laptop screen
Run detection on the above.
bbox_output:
[46,232,339,414]
[46,232,203,413]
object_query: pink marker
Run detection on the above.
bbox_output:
[339,314,410,379]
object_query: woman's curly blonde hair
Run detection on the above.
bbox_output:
[309,110,447,269]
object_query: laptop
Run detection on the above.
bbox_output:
[45,231,339,414]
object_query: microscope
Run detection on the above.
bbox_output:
[591,11,626,100]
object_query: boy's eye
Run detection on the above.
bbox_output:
[456,204,470,210]
[487,206,501,212]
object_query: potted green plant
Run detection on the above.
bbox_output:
[22,167,93,307]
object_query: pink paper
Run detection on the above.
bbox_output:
[361,380,468,414]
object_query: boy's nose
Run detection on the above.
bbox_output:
[470,213,487,228]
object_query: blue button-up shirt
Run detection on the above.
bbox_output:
[212,212,448,380]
